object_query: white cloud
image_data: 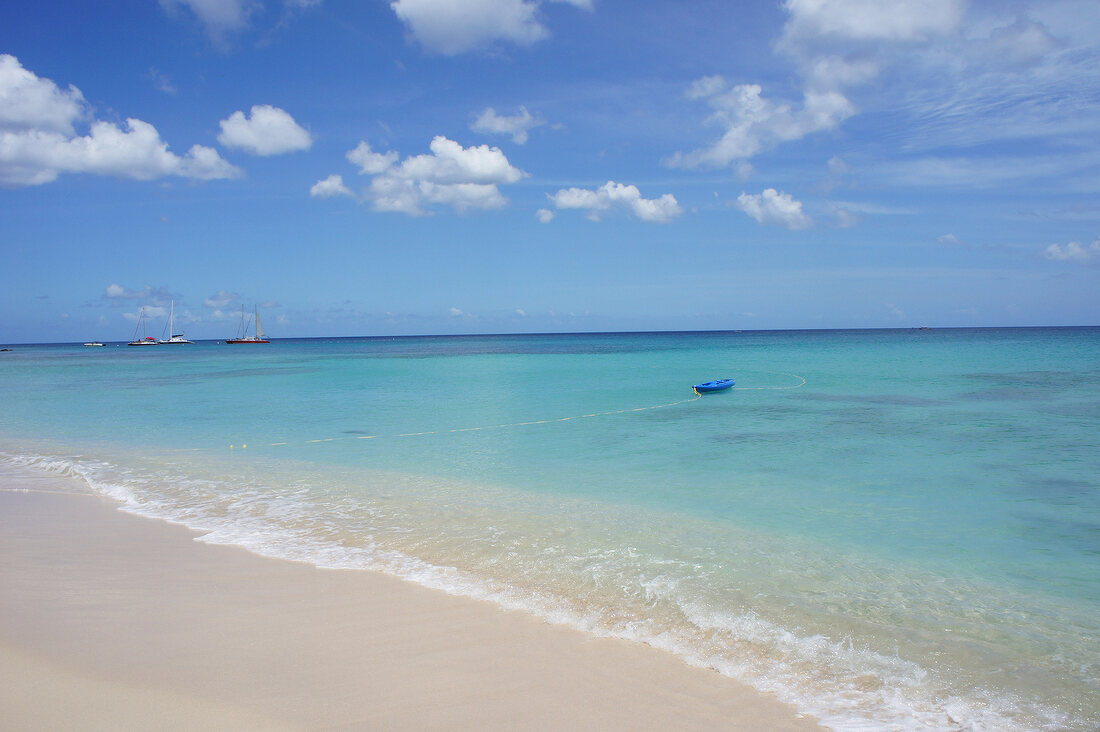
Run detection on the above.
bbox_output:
[535,208,555,223]
[781,0,964,44]
[391,0,548,55]
[0,54,84,135]
[217,105,312,156]
[471,106,543,144]
[397,136,526,185]
[416,180,509,212]
[0,120,242,186]
[1044,239,1100,264]
[937,233,964,246]
[736,189,813,229]
[338,136,527,215]
[347,140,399,174]
[310,174,354,198]
[204,290,239,308]
[160,0,253,40]
[106,283,134,299]
[549,180,683,223]
[668,1,990,180]
[666,79,854,169]
[178,142,244,180]
[0,55,240,187]
[686,75,727,100]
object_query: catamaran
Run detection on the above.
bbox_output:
[226,305,270,344]
[158,300,193,344]
[127,307,159,346]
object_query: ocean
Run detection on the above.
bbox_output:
[1,328,1097,730]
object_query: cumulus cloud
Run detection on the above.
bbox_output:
[1044,239,1100,264]
[549,181,683,223]
[736,189,813,229]
[322,136,527,215]
[392,0,548,55]
[217,105,312,156]
[666,78,854,169]
[0,54,84,135]
[0,54,240,187]
[310,173,354,198]
[471,106,543,144]
[391,0,590,55]
[395,136,526,184]
[535,208,555,223]
[106,283,140,299]
[204,290,239,308]
[346,140,399,174]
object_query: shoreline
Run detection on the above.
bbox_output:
[0,470,820,730]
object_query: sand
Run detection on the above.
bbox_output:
[0,469,820,731]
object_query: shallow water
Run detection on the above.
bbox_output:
[2,328,1097,730]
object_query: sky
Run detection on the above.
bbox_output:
[2,0,1098,343]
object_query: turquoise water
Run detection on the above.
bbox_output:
[1,329,1097,730]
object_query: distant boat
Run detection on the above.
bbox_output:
[158,301,193,344]
[693,378,735,394]
[127,308,159,346]
[226,305,270,344]
[83,341,104,347]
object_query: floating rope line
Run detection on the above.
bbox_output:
[730,370,807,390]
[214,371,806,451]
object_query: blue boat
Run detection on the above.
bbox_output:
[693,378,735,394]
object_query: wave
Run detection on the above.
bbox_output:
[0,448,1082,732]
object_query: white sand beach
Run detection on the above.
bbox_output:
[0,469,820,731]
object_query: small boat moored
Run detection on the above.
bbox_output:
[693,378,735,394]
[226,305,270,344]
[127,308,159,346]
[158,301,193,344]
[83,341,105,347]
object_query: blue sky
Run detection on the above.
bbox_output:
[2,0,1098,343]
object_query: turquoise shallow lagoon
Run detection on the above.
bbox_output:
[2,328,1097,730]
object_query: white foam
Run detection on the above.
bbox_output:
[0,449,1082,732]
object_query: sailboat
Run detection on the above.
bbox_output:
[127,307,159,346]
[158,301,193,344]
[225,305,270,344]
